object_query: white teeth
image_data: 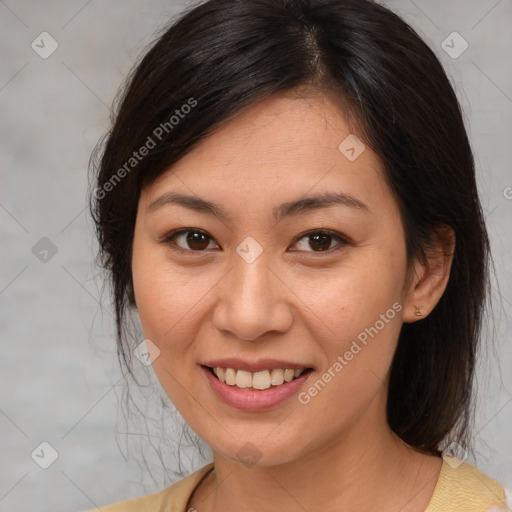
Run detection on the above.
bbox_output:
[225,368,236,386]
[252,370,271,390]
[270,368,284,386]
[284,369,295,382]
[235,369,252,388]
[211,366,307,389]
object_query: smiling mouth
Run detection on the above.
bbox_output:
[203,365,314,390]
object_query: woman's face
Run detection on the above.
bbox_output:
[131,91,417,467]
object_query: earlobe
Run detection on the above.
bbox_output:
[403,225,456,323]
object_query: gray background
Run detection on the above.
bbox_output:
[1,1,511,511]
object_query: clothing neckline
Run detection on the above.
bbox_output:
[184,459,447,512]
[184,457,505,512]
[183,462,215,511]
[423,457,448,511]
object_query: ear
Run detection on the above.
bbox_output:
[402,224,456,323]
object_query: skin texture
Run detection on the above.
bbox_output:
[131,90,454,512]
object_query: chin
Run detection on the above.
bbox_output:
[211,437,305,469]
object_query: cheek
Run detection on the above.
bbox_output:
[293,268,404,436]
[131,238,222,366]
[296,246,405,334]
[293,244,407,401]
[133,266,200,344]
[132,233,182,344]
[131,254,207,408]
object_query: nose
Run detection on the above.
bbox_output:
[212,252,293,341]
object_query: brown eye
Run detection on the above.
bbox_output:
[183,231,211,250]
[161,228,349,255]
[162,229,218,252]
[291,230,349,253]
[308,233,334,251]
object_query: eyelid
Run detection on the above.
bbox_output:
[289,229,351,254]
[159,228,220,251]
[160,228,350,254]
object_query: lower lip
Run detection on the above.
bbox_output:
[201,366,313,412]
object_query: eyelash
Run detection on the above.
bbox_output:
[159,228,351,256]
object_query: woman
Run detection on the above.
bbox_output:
[89,0,510,510]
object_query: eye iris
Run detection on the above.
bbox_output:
[177,231,338,252]
[187,232,209,250]
[309,233,332,251]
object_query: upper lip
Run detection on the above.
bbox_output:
[202,359,313,372]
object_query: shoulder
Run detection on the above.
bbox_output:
[426,457,508,512]
[87,463,214,512]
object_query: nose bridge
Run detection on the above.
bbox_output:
[213,243,291,340]
[230,235,273,305]
[235,252,270,304]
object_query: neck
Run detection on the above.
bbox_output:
[190,401,442,512]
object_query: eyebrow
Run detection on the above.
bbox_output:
[147,191,370,222]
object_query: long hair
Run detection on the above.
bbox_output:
[90,0,491,457]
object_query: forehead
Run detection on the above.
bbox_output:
[140,92,392,217]
[179,92,363,173]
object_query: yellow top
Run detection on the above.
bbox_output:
[92,457,508,512]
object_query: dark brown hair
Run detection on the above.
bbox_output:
[90,0,491,457]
